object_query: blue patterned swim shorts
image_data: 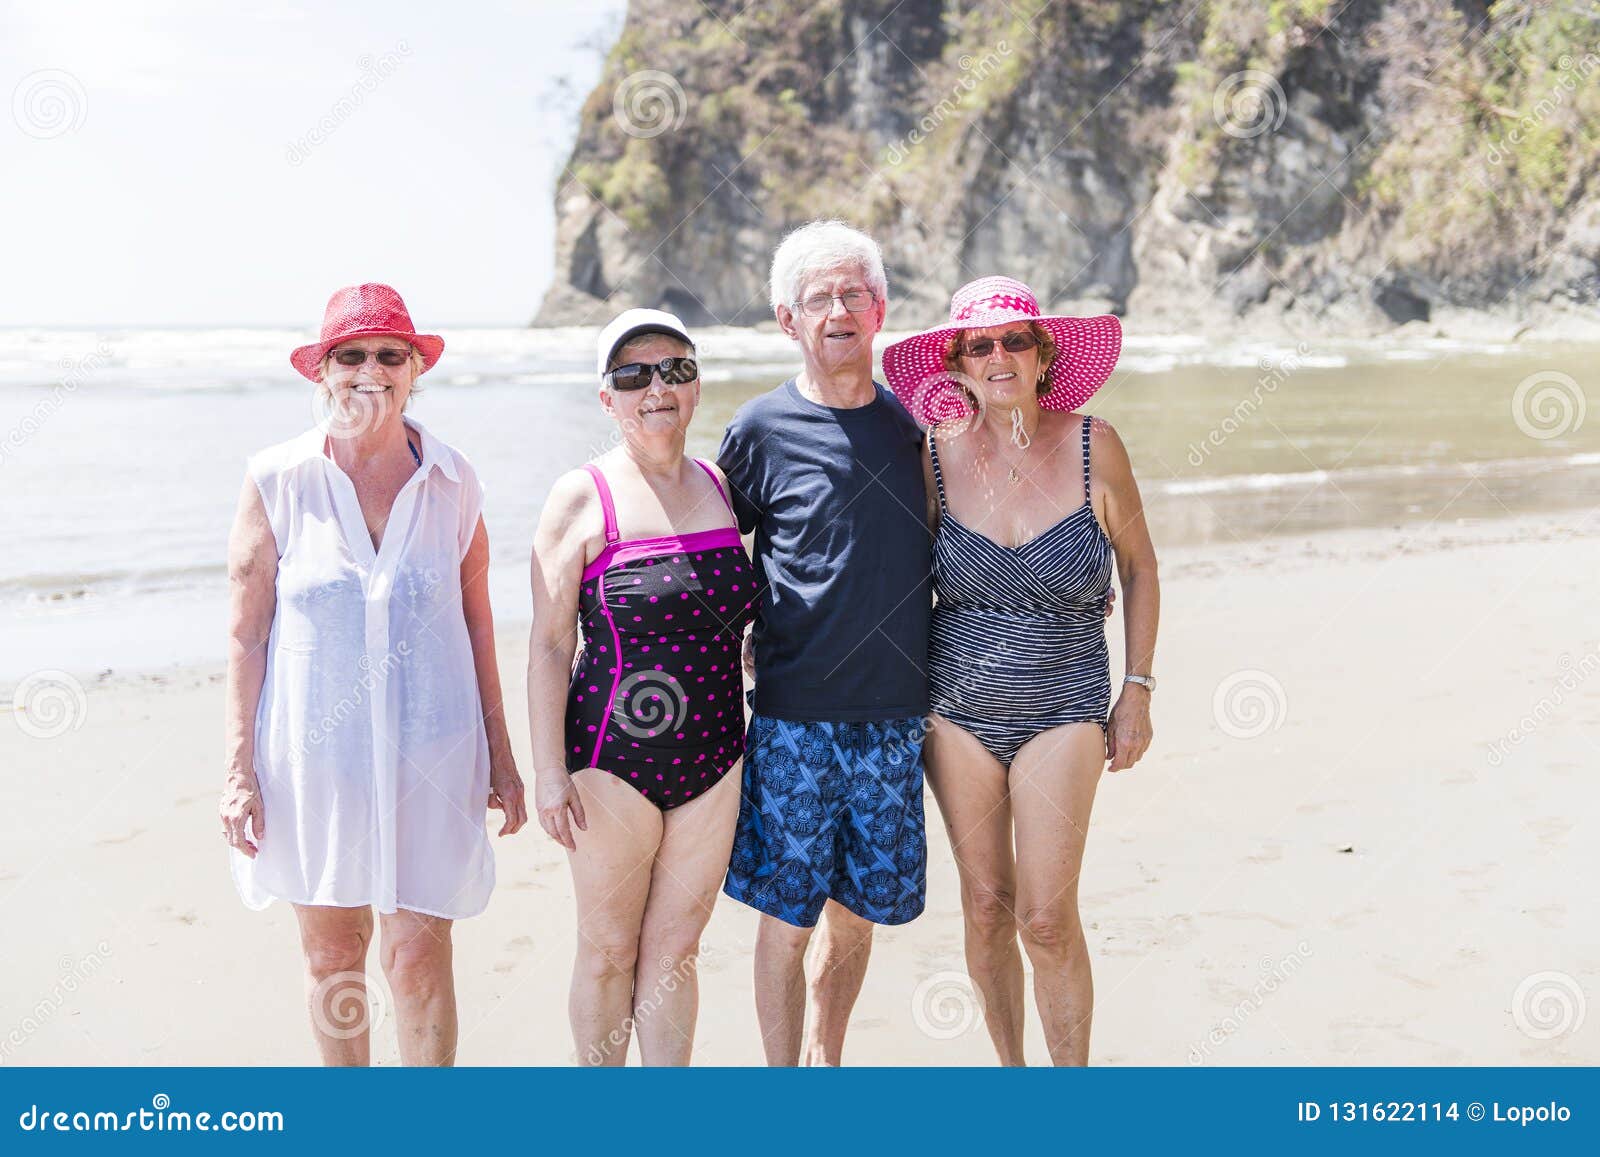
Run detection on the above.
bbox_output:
[723,713,927,928]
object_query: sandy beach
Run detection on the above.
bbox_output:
[3,509,1596,1066]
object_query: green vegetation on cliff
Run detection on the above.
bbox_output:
[541,0,1600,326]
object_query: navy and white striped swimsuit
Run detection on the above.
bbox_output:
[927,415,1113,768]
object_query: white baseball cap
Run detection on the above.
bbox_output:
[595,308,695,380]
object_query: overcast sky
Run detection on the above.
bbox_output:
[1,0,624,326]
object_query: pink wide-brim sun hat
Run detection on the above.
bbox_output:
[882,275,1122,427]
[290,283,445,381]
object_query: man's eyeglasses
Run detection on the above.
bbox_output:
[793,290,877,317]
[955,330,1042,359]
[331,347,412,368]
[605,356,699,391]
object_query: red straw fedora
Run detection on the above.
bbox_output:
[882,276,1121,427]
[290,283,445,381]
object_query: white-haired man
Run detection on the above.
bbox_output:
[718,220,931,1065]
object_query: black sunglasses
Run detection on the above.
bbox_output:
[605,356,699,391]
[956,330,1041,359]
[331,347,412,367]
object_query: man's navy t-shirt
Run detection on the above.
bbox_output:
[717,377,930,722]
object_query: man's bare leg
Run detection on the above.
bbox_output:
[803,900,875,1066]
[753,913,814,1065]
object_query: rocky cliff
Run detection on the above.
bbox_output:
[536,0,1600,335]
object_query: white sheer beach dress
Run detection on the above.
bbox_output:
[230,416,495,919]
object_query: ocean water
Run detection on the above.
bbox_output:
[2,325,1595,679]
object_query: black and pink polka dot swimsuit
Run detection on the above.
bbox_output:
[565,460,760,809]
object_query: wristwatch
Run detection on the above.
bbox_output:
[1124,674,1157,692]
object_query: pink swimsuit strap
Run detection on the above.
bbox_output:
[581,462,621,545]
[580,460,739,581]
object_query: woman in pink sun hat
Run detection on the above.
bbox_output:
[882,275,1162,1065]
[220,284,527,1066]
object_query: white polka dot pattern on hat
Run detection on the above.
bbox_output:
[883,276,1122,427]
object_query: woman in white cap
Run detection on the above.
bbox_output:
[219,284,527,1066]
[527,309,758,1065]
[882,276,1160,1065]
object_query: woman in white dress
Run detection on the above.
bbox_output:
[218,284,527,1065]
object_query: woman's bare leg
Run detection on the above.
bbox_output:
[1010,722,1104,1066]
[292,903,375,1066]
[631,766,741,1065]
[923,713,1026,1065]
[378,907,457,1065]
[567,767,662,1065]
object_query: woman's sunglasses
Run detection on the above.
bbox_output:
[956,330,1041,359]
[331,347,412,368]
[605,356,699,391]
